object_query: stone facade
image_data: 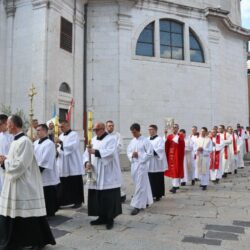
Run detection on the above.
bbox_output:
[0,0,249,146]
[0,0,84,134]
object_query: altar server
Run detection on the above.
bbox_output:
[34,124,60,217]
[57,120,84,208]
[147,124,167,201]
[127,123,153,215]
[0,114,13,193]
[83,122,122,230]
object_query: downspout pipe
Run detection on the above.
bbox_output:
[83,3,88,146]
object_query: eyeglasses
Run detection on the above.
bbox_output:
[93,128,102,132]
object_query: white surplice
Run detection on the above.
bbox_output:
[109,131,126,197]
[194,137,212,186]
[83,133,122,190]
[189,134,198,179]
[57,131,84,177]
[127,136,153,209]
[0,134,45,218]
[228,133,240,173]
[219,132,232,174]
[0,131,13,192]
[148,136,168,173]
[34,138,60,187]
[238,129,245,168]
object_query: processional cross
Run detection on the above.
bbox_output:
[28,84,37,140]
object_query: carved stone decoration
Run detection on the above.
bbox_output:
[3,0,16,17]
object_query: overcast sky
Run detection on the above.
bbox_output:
[241,0,250,28]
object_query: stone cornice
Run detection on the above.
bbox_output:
[32,0,49,9]
[3,0,16,17]
[205,7,250,40]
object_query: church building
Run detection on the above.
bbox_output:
[0,0,249,144]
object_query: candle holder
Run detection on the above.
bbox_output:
[84,143,96,185]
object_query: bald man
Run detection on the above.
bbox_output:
[83,122,122,230]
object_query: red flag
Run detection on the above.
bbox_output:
[66,98,74,122]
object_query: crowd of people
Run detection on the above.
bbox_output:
[0,114,249,249]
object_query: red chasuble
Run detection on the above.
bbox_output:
[164,134,185,178]
[210,135,220,170]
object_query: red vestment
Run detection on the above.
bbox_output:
[245,131,249,153]
[164,134,185,178]
[210,135,220,170]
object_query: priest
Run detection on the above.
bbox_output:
[193,127,212,190]
[57,120,84,208]
[227,126,239,174]
[0,115,55,250]
[218,125,232,178]
[164,124,185,193]
[210,128,225,183]
[83,122,122,230]
[179,129,193,186]
[127,123,154,215]
[147,124,167,201]
[237,124,245,169]
[189,125,199,185]
[34,124,60,217]
[0,114,13,193]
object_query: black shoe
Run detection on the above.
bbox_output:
[169,187,176,193]
[90,217,106,225]
[154,197,161,201]
[222,173,227,178]
[191,180,195,186]
[24,246,44,250]
[181,182,186,186]
[234,169,238,174]
[228,172,232,174]
[121,195,126,203]
[72,203,82,209]
[202,186,207,191]
[215,179,220,184]
[131,208,140,215]
[106,219,114,230]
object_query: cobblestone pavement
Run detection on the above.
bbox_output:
[45,162,250,250]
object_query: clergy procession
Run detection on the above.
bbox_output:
[0,113,250,250]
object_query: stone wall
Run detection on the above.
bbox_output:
[86,0,248,149]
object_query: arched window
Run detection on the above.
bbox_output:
[160,19,184,60]
[189,29,205,63]
[136,22,154,57]
[59,82,71,93]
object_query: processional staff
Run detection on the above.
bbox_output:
[85,111,96,185]
[28,84,37,141]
